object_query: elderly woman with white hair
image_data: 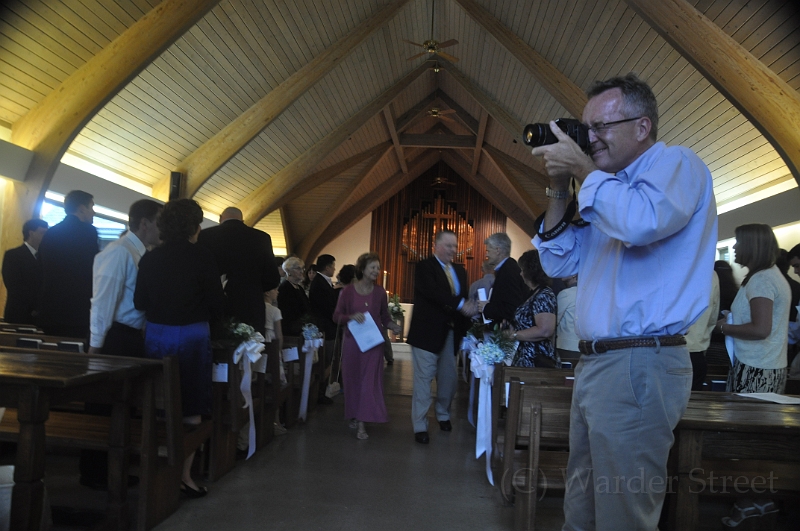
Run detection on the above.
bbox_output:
[277,256,310,336]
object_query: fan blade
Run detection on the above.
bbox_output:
[403,39,424,48]
[439,115,456,123]
[407,52,427,61]
[436,51,459,63]
[437,39,459,49]
[439,109,457,115]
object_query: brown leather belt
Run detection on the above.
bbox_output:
[578,335,686,354]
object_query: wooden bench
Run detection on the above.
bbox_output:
[208,341,272,480]
[0,330,86,352]
[503,378,572,531]
[492,366,574,462]
[264,338,292,432]
[283,336,324,423]
[0,347,212,530]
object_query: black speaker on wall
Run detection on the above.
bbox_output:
[169,171,184,201]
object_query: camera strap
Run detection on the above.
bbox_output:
[535,183,589,241]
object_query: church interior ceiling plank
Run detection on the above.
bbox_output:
[441,150,538,235]
[395,90,439,133]
[304,149,440,263]
[152,0,413,200]
[272,142,393,212]
[240,61,430,226]
[471,108,488,176]
[295,147,395,261]
[10,0,220,204]
[437,90,480,134]
[383,105,408,174]
[399,133,476,149]
[453,0,586,118]
[280,206,294,254]
[482,144,548,189]
[625,0,800,185]
[481,147,540,219]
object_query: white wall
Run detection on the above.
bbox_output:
[506,218,535,260]
[318,213,373,269]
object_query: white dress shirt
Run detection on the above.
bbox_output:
[556,286,579,351]
[24,241,37,257]
[89,231,147,348]
[534,142,718,340]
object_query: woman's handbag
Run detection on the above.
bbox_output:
[325,325,343,398]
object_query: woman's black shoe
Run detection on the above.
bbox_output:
[181,481,208,498]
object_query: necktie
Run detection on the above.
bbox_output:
[444,265,456,295]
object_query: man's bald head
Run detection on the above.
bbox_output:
[220,207,243,223]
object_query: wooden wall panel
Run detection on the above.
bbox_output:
[370,160,505,302]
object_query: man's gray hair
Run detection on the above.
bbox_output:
[282,256,304,273]
[485,232,511,256]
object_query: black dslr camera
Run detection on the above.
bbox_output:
[523,118,590,152]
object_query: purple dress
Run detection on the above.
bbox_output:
[333,283,392,423]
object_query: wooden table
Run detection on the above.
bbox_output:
[669,391,800,530]
[0,350,161,531]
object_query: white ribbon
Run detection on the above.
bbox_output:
[232,333,265,459]
[469,349,495,485]
[298,337,324,421]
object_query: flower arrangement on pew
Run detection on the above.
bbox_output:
[225,319,266,459]
[465,323,517,485]
[301,322,322,341]
[388,293,405,321]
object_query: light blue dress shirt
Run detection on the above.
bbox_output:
[533,142,718,340]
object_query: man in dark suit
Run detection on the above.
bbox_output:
[407,230,477,444]
[38,190,99,338]
[478,232,529,325]
[309,254,338,404]
[2,219,48,324]
[197,206,280,335]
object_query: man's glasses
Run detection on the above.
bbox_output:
[586,116,642,135]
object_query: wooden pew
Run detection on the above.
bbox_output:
[263,338,291,435]
[0,347,212,530]
[208,341,271,480]
[503,378,572,531]
[492,366,574,463]
[283,336,323,423]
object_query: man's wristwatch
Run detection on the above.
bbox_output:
[545,187,569,199]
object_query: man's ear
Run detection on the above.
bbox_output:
[636,117,652,142]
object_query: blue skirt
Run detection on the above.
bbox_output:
[144,321,212,417]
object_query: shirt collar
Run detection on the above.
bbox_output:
[124,231,147,257]
[23,242,37,257]
[494,257,509,271]
[319,272,333,286]
[434,255,450,270]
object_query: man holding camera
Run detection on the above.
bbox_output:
[530,73,717,530]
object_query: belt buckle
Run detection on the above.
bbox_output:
[591,339,606,354]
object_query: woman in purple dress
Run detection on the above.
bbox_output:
[333,252,402,439]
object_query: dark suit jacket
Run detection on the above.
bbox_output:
[37,215,99,332]
[482,257,529,325]
[2,244,42,323]
[197,219,280,334]
[308,273,338,339]
[406,255,469,355]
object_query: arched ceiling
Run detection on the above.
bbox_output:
[1,0,799,262]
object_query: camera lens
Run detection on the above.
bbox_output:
[523,123,556,147]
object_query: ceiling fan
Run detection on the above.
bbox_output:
[431,174,456,187]
[404,0,459,63]
[427,107,457,123]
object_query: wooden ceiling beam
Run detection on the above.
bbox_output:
[383,106,408,173]
[152,0,414,200]
[441,151,539,235]
[483,144,548,188]
[481,148,541,218]
[437,90,480,134]
[395,90,438,133]
[304,150,440,263]
[399,133,476,149]
[453,0,586,119]
[625,0,800,186]
[296,147,394,261]
[272,142,391,211]
[241,61,430,226]
[7,0,219,217]
[472,109,489,176]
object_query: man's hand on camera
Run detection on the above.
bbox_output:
[531,121,596,187]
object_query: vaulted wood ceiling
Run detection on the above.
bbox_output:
[1,0,799,262]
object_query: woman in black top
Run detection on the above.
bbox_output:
[509,250,558,367]
[278,256,310,336]
[134,199,223,498]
